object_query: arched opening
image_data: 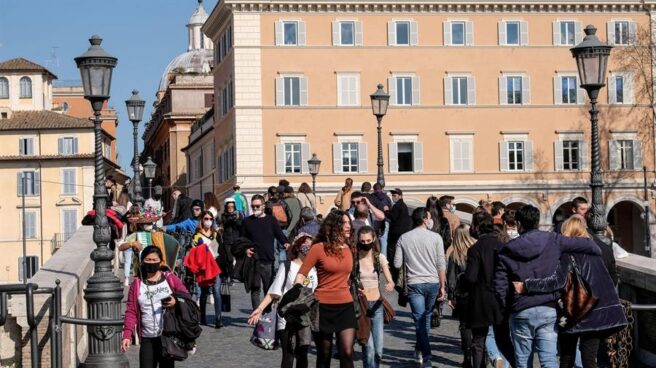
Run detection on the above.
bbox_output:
[455,202,476,214]
[607,200,647,255]
[505,202,530,211]
[552,202,573,226]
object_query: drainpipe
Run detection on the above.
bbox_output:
[38,130,44,265]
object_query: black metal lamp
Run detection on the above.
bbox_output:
[143,156,157,199]
[307,153,321,193]
[125,90,146,206]
[370,84,390,188]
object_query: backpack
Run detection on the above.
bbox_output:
[270,202,288,226]
[161,291,202,361]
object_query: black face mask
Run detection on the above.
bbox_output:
[141,262,160,275]
[358,242,374,251]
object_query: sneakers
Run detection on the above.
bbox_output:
[414,350,423,364]
[215,318,223,329]
[123,279,129,287]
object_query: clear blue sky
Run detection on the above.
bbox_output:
[0,0,218,170]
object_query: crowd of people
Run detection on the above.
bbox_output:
[116,176,629,368]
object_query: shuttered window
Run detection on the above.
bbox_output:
[337,73,360,106]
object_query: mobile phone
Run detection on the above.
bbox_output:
[161,295,173,303]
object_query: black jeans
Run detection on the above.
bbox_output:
[560,333,601,368]
[278,329,309,368]
[140,337,174,368]
[250,261,275,309]
[493,321,516,368]
[471,327,488,368]
[456,307,473,368]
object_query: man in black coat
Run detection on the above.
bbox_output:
[386,188,412,283]
[169,189,193,225]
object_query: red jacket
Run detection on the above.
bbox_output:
[184,244,221,287]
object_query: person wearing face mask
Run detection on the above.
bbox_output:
[144,185,165,228]
[355,226,394,368]
[439,195,461,239]
[394,207,446,367]
[121,246,189,368]
[386,188,412,284]
[190,211,224,328]
[248,233,318,368]
[162,199,204,235]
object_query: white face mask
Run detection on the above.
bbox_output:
[253,209,264,217]
[425,219,434,229]
[203,220,213,229]
[450,206,457,214]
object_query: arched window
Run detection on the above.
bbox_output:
[0,77,8,99]
[20,77,32,98]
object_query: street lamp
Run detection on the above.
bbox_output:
[143,156,157,199]
[75,35,128,367]
[125,89,145,207]
[370,84,390,188]
[307,153,321,193]
[571,25,613,238]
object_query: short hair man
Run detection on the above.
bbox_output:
[491,201,506,225]
[571,197,589,217]
[439,195,460,238]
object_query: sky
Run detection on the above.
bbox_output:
[0,0,218,170]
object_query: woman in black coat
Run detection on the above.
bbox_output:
[465,212,512,368]
[514,215,627,368]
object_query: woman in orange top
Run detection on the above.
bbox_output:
[295,209,356,368]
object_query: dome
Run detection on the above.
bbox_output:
[158,49,213,92]
[188,1,208,25]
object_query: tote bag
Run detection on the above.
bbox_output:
[250,306,279,350]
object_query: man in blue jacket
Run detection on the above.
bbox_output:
[494,205,601,368]
[163,199,204,235]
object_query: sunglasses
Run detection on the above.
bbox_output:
[203,217,213,221]
[251,204,262,209]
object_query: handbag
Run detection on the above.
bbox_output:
[354,289,371,346]
[250,305,279,350]
[561,256,598,324]
[220,282,231,312]
[396,257,409,307]
[381,297,395,324]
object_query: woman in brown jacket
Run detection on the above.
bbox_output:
[334,178,354,211]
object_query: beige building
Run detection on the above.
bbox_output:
[197,0,656,256]
[142,0,214,212]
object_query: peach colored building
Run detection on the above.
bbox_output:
[199,0,656,256]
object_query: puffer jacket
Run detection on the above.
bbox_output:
[494,230,601,313]
[524,252,627,334]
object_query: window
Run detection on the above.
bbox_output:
[396,21,410,45]
[0,77,8,98]
[450,136,473,172]
[62,102,69,113]
[284,143,302,174]
[506,77,523,104]
[397,143,414,172]
[506,21,520,45]
[614,21,630,45]
[23,211,37,239]
[615,76,624,103]
[562,141,580,170]
[222,85,229,114]
[333,21,362,46]
[58,137,78,155]
[561,76,578,104]
[19,137,34,156]
[337,73,360,106]
[617,140,634,170]
[395,77,412,105]
[62,168,76,195]
[103,141,111,159]
[389,141,423,173]
[17,171,39,196]
[1,112,7,119]
[560,21,576,45]
[609,73,632,104]
[452,77,468,105]
[507,141,524,171]
[341,142,359,173]
[284,22,298,45]
[62,209,78,242]
[284,77,300,106]
[451,22,465,45]
[18,255,39,282]
[20,77,32,98]
[341,22,354,45]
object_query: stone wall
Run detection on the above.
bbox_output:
[1,226,95,367]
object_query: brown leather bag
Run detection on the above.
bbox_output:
[381,297,395,324]
[355,291,371,346]
[562,256,598,324]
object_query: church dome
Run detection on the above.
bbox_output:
[158,49,213,92]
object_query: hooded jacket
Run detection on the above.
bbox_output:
[494,229,601,313]
[165,217,199,234]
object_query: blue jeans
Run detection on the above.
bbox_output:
[486,327,510,368]
[199,274,222,323]
[123,248,133,279]
[378,222,389,259]
[510,306,559,368]
[363,300,384,368]
[407,283,440,362]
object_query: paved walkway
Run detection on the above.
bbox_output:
[125,284,466,367]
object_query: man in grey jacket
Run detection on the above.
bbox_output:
[394,207,446,367]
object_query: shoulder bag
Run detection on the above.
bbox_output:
[562,255,598,324]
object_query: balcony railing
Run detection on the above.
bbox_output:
[50,233,72,253]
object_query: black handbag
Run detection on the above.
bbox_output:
[161,335,188,361]
[221,282,232,312]
[396,257,409,307]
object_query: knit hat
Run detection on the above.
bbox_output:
[191,199,204,209]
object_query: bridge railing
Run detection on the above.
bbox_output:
[1,226,96,367]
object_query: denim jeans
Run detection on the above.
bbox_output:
[363,300,384,368]
[486,327,510,368]
[510,306,559,368]
[200,274,222,324]
[407,283,440,362]
[378,222,389,259]
[123,248,133,279]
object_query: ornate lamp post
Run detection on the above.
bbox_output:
[571,25,613,238]
[125,90,145,207]
[75,35,128,367]
[307,153,321,193]
[370,84,390,188]
[143,156,157,199]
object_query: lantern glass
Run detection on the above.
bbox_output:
[143,157,156,179]
[125,90,146,122]
[307,154,321,176]
[370,84,390,117]
[74,36,117,100]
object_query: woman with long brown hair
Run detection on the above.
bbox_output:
[334,178,354,211]
[191,210,223,328]
[295,210,357,368]
[297,182,317,211]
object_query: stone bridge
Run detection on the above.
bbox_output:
[1,225,655,367]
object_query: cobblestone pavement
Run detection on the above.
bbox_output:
[125,283,467,367]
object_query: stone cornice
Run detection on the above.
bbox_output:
[223,1,656,14]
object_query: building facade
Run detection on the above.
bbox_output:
[142,0,214,211]
[201,0,656,256]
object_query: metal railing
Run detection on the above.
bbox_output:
[0,281,122,368]
[50,233,72,253]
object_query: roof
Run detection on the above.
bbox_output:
[158,49,213,92]
[0,58,57,79]
[189,0,208,25]
[0,110,93,131]
[0,154,94,161]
